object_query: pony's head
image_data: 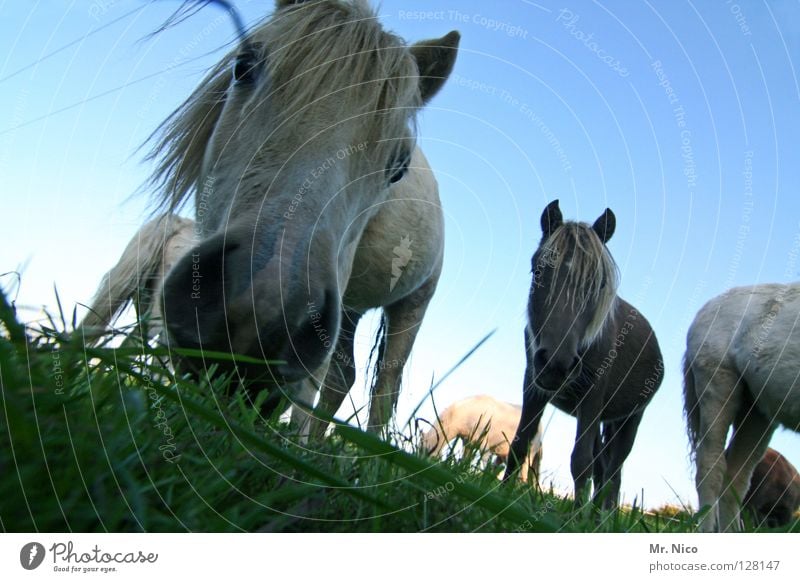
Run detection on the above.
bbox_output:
[153,0,459,382]
[528,200,619,392]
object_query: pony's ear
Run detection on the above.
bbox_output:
[592,208,616,243]
[275,0,306,7]
[409,31,460,104]
[540,200,563,239]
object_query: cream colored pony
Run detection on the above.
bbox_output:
[684,283,800,532]
[81,0,459,438]
[79,214,194,344]
[422,395,543,482]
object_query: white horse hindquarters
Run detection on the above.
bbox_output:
[685,283,800,531]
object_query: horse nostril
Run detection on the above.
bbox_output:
[570,356,581,370]
[533,348,548,370]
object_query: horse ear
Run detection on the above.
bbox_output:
[276,0,306,7]
[592,208,616,243]
[409,31,460,104]
[540,200,563,239]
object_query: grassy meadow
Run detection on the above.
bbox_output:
[1,288,794,533]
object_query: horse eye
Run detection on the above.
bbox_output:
[388,156,410,185]
[233,48,260,84]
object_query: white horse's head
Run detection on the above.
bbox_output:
[152,1,459,382]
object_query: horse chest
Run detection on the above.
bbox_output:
[341,168,444,311]
[546,380,643,421]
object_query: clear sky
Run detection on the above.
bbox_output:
[2,0,799,510]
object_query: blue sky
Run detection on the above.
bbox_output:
[2,0,799,510]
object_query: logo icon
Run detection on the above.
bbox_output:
[20,542,46,570]
[390,235,413,292]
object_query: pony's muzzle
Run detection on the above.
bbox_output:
[160,230,341,383]
[532,348,582,392]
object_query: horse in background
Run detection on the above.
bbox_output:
[683,283,800,531]
[78,214,194,345]
[81,0,460,437]
[504,200,664,509]
[421,395,543,482]
[744,448,800,529]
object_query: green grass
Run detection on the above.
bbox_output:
[1,287,786,533]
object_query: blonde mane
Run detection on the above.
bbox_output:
[539,221,620,346]
[146,0,421,211]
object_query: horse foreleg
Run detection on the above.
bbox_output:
[504,330,548,482]
[308,311,361,439]
[595,412,644,510]
[591,427,607,498]
[520,426,544,484]
[720,404,774,531]
[288,379,320,441]
[572,405,602,508]
[366,276,437,434]
[693,368,741,532]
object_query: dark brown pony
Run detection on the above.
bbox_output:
[504,200,664,508]
[744,448,800,529]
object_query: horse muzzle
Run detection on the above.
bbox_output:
[160,229,341,384]
[532,347,582,393]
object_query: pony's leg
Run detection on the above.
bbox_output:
[504,331,548,482]
[591,427,607,497]
[594,412,644,510]
[366,276,437,433]
[719,405,774,532]
[572,407,602,507]
[308,311,361,439]
[693,368,741,532]
[289,378,319,441]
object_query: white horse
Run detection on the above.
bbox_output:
[422,395,543,483]
[81,0,459,438]
[684,283,800,532]
[78,214,194,344]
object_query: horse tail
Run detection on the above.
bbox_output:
[366,311,388,401]
[683,352,700,459]
[78,213,189,344]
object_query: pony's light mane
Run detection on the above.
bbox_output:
[539,221,620,346]
[146,0,420,211]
